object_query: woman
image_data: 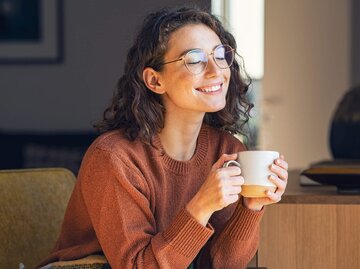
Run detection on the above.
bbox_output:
[39,6,288,269]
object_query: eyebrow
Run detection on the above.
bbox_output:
[176,48,201,59]
[175,44,223,58]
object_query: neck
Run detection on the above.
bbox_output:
[159,113,204,161]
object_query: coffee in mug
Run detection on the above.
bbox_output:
[224,151,279,197]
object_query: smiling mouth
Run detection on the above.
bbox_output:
[195,84,222,93]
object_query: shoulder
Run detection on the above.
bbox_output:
[79,129,156,178]
[86,130,147,159]
[91,130,135,150]
[78,130,152,196]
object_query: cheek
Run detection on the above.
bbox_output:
[221,69,231,90]
[226,68,231,81]
[168,73,197,91]
[162,66,194,86]
[225,70,232,89]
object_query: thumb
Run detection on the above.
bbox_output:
[212,153,238,170]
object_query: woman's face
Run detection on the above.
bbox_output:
[158,23,231,117]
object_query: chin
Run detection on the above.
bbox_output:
[205,102,226,113]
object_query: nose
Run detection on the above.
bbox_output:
[204,56,222,78]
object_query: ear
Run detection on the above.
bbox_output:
[143,67,165,94]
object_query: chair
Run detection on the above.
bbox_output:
[0,168,76,269]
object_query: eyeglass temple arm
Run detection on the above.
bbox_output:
[161,57,184,65]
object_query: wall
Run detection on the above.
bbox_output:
[352,0,360,86]
[0,0,209,131]
[259,0,352,169]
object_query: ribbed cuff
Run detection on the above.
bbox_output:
[162,208,214,258]
[224,202,264,240]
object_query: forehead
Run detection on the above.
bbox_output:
[166,24,222,55]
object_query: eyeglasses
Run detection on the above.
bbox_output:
[160,44,235,75]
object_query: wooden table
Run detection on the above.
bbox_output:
[257,170,360,269]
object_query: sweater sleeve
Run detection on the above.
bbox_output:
[80,147,214,269]
[197,130,262,268]
[196,199,263,269]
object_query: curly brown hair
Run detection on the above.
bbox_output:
[94,6,253,143]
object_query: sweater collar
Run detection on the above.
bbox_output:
[152,124,209,175]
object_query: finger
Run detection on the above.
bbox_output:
[212,153,238,170]
[266,189,281,202]
[227,185,242,195]
[228,176,244,186]
[220,166,242,177]
[226,194,240,205]
[270,164,288,181]
[275,157,289,170]
[269,174,287,192]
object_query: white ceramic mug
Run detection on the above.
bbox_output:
[224,150,279,197]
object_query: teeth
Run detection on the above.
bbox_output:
[197,85,221,92]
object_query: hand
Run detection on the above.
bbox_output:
[186,153,244,226]
[243,154,288,211]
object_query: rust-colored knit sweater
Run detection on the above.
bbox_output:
[39,124,263,269]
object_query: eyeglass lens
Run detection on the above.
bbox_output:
[184,45,234,74]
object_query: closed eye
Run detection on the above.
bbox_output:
[187,60,202,65]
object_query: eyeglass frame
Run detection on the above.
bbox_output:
[159,44,235,75]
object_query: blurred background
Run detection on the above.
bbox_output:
[0,0,358,173]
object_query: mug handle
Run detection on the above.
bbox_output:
[223,160,241,168]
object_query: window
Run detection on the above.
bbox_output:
[212,0,264,148]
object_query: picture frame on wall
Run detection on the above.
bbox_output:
[0,0,63,64]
